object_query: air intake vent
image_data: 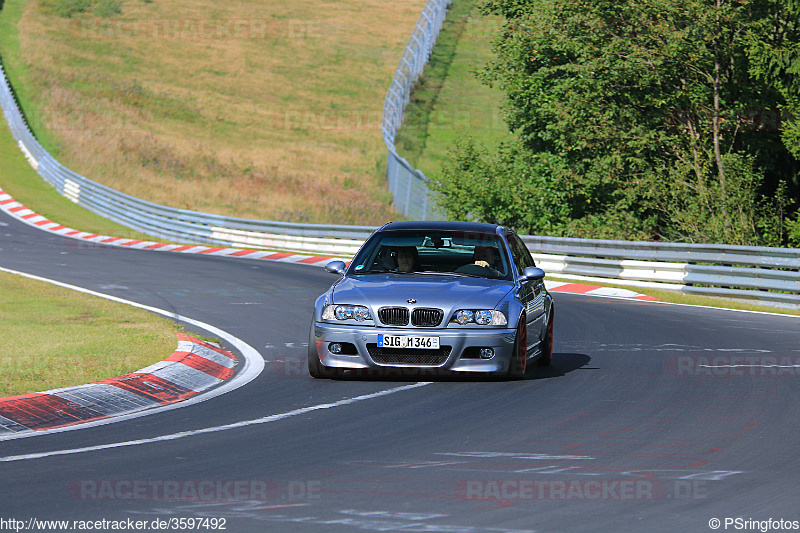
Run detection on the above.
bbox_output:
[411,308,444,327]
[378,307,409,326]
[367,345,452,366]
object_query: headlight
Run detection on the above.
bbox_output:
[454,310,474,325]
[475,310,494,325]
[322,304,372,322]
[451,309,507,326]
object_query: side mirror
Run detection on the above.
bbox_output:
[521,266,545,281]
[324,260,347,275]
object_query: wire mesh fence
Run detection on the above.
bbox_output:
[382,0,451,221]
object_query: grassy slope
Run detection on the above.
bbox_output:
[1,0,426,226]
[0,113,160,239]
[0,0,162,237]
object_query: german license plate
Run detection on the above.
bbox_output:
[378,334,440,349]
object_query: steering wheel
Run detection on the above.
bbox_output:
[454,263,498,278]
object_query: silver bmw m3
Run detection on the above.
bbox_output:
[308,221,554,379]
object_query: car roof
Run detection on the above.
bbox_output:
[378,221,505,234]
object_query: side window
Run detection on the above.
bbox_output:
[507,233,534,275]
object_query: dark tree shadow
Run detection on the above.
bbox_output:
[528,352,593,380]
[323,352,592,382]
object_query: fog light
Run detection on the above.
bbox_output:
[329,343,342,354]
[479,348,494,359]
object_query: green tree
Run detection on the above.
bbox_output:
[431,137,576,235]
[746,0,800,159]
[436,0,800,244]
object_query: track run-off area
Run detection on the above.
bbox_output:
[1,206,799,533]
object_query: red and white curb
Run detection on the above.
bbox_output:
[0,187,657,301]
[545,280,659,301]
[0,188,341,267]
[0,334,236,435]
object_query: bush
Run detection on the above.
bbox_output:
[48,0,92,17]
[430,137,575,234]
[41,0,122,18]
[93,0,122,17]
[788,212,800,247]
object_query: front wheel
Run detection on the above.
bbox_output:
[508,316,528,379]
[538,308,554,367]
[307,325,335,379]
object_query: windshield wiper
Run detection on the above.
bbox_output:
[359,269,475,276]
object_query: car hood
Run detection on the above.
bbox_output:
[332,274,514,311]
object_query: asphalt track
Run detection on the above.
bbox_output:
[1,208,799,533]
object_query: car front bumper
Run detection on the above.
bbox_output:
[312,322,517,375]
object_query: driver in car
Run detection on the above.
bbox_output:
[474,246,497,269]
[472,246,504,277]
[396,247,418,273]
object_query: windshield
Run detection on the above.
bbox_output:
[349,229,512,280]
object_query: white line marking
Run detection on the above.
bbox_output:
[0,266,265,441]
[437,451,593,460]
[0,382,430,462]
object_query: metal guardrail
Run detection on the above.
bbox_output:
[522,236,800,308]
[521,235,800,270]
[381,0,449,221]
[1,21,799,308]
[531,254,800,308]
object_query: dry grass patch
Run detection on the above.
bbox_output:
[11,0,427,225]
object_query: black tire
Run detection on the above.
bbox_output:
[508,315,528,379]
[307,325,334,379]
[538,308,554,367]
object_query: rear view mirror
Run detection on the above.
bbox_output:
[521,266,545,281]
[324,260,347,275]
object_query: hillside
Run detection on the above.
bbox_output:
[0,0,427,225]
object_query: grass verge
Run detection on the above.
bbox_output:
[0,270,180,397]
[0,0,427,225]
